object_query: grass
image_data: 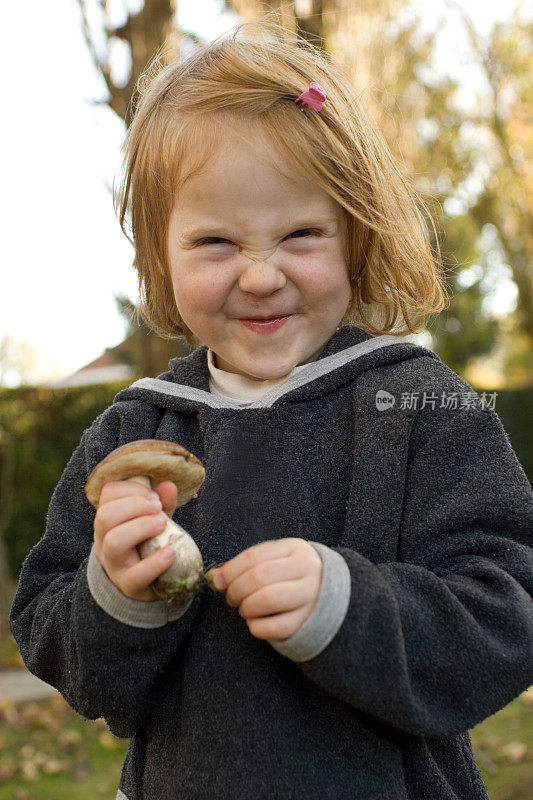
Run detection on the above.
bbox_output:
[0,695,128,799]
[470,687,533,799]
[1,619,532,799]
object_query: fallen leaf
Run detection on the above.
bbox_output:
[0,759,17,780]
[19,759,39,780]
[42,758,66,774]
[99,730,119,749]
[521,685,533,708]
[499,741,527,762]
[0,696,19,724]
[87,717,109,734]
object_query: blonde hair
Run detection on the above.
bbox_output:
[114,19,449,349]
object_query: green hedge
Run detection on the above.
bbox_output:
[0,383,531,580]
[488,388,533,483]
[0,383,128,578]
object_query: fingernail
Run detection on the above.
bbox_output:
[212,571,225,591]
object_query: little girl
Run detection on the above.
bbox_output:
[10,20,533,800]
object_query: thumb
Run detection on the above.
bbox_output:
[154,481,178,517]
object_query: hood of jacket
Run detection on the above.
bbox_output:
[112,325,440,414]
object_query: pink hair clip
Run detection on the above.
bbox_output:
[294,81,327,113]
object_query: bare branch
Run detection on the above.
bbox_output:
[75,0,114,100]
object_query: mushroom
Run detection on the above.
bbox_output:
[85,439,214,607]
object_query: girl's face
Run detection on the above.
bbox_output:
[166,127,352,381]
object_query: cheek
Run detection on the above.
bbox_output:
[297,252,349,299]
[170,264,229,315]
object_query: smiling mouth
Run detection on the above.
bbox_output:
[239,314,292,321]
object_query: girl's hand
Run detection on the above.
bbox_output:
[208,538,323,641]
[93,479,178,602]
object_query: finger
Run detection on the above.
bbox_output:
[94,494,163,547]
[99,479,159,506]
[119,547,176,600]
[99,511,168,566]
[225,557,304,608]
[236,579,309,620]
[216,539,299,590]
[152,481,178,516]
[247,607,310,641]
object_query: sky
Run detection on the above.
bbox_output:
[1,0,530,387]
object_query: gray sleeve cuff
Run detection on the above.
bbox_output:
[86,544,193,629]
[267,542,351,662]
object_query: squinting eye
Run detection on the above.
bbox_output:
[196,237,230,245]
[196,229,318,246]
[289,229,316,238]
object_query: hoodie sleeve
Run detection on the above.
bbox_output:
[8,405,202,738]
[274,406,533,738]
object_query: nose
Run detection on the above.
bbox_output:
[238,244,276,263]
[236,245,286,294]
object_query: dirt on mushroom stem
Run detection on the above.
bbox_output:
[121,473,211,604]
[154,561,227,608]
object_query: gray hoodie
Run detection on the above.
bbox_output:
[9,325,533,799]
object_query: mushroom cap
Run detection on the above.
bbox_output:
[85,439,206,509]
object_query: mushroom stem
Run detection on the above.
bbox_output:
[126,475,152,490]
[124,475,205,607]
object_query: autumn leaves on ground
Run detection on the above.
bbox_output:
[0,695,128,799]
